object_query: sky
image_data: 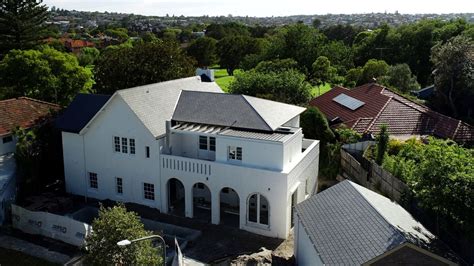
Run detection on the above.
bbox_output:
[43,0,474,17]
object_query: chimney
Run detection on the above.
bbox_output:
[196,68,214,82]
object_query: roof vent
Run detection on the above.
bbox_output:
[332,93,365,110]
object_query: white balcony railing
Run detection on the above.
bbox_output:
[161,155,212,176]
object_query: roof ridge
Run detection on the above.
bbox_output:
[367,96,393,132]
[117,76,202,94]
[17,97,61,108]
[348,181,408,245]
[241,95,274,131]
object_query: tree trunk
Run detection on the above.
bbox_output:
[448,76,458,118]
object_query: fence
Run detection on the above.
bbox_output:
[340,149,408,202]
[11,204,92,246]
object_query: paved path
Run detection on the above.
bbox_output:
[0,235,71,264]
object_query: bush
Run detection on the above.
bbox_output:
[375,124,389,165]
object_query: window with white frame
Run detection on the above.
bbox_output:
[89,172,98,189]
[116,177,123,194]
[114,136,120,152]
[143,183,155,200]
[228,146,242,161]
[129,139,135,154]
[247,193,269,226]
[121,138,128,153]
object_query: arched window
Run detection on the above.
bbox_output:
[247,193,269,226]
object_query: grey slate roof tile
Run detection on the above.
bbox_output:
[295,180,445,265]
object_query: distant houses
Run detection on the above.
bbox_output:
[310,83,474,143]
[294,180,460,265]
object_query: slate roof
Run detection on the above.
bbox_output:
[309,83,474,142]
[56,94,111,133]
[172,91,305,132]
[118,76,223,137]
[0,97,60,136]
[295,180,458,265]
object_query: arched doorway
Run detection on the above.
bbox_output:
[168,178,185,216]
[220,187,240,227]
[192,182,211,222]
[247,193,269,226]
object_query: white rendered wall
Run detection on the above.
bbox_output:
[215,136,284,171]
[0,134,16,155]
[282,116,300,128]
[295,216,323,266]
[283,130,303,168]
[62,132,86,196]
[63,95,162,209]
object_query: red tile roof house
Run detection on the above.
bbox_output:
[309,83,474,143]
[0,97,61,155]
[0,97,60,224]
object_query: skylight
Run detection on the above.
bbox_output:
[332,93,365,110]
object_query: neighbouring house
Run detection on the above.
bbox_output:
[411,84,435,100]
[294,180,460,266]
[56,76,320,238]
[310,83,474,143]
[0,97,60,223]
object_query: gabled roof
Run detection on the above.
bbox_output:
[309,83,474,142]
[118,76,223,138]
[172,91,305,132]
[0,97,61,136]
[295,180,459,265]
[56,94,111,133]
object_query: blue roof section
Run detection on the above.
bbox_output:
[56,94,111,133]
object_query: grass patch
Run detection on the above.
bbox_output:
[212,68,241,92]
[311,83,332,98]
[0,248,58,266]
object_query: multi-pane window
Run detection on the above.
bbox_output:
[228,146,242,161]
[114,136,121,152]
[116,177,123,194]
[89,172,98,189]
[199,136,207,150]
[209,137,216,151]
[121,138,128,153]
[143,183,155,200]
[129,139,135,154]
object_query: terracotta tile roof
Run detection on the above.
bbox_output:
[0,97,61,136]
[309,83,474,143]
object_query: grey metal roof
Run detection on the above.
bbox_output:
[56,93,111,133]
[172,91,305,132]
[219,128,291,142]
[295,180,453,265]
[118,76,223,138]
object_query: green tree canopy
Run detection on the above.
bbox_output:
[187,37,217,67]
[300,106,336,144]
[311,56,338,86]
[77,47,100,67]
[380,63,420,93]
[253,58,298,73]
[94,41,195,94]
[430,35,473,121]
[0,0,48,54]
[217,35,263,75]
[228,69,312,105]
[361,59,389,84]
[0,47,94,104]
[86,204,161,265]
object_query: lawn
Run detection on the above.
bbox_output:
[213,68,333,97]
[311,83,332,98]
[0,248,58,266]
[213,68,240,92]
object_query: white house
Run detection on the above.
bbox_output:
[57,76,320,238]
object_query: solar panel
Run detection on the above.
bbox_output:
[332,93,365,110]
